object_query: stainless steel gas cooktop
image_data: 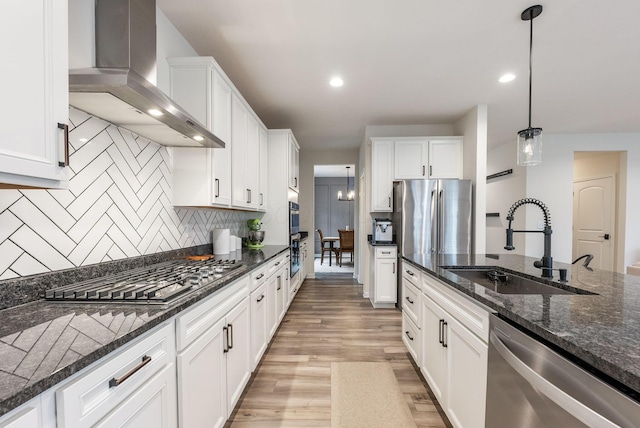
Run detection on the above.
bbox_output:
[44,258,244,304]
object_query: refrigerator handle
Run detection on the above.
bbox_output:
[439,189,445,253]
[430,189,437,253]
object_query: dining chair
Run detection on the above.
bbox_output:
[338,229,354,267]
[316,229,339,265]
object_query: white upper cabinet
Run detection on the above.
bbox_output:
[428,138,463,179]
[259,126,268,211]
[394,139,429,179]
[231,94,249,208]
[393,137,463,180]
[0,0,69,188]
[169,57,233,207]
[245,114,260,210]
[288,134,300,192]
[371,139,394,212]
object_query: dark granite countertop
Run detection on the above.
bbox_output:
[402,253,640,399]
[367,235,396,246]
[0,245,289,416]
[299,231,309,240]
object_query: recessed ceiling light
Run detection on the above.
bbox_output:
[499,73,516,83]
[148,109,163,116]
[330,77,344,87]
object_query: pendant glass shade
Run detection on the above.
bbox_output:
[517,127,542,166]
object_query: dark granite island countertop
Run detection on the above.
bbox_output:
[0,245,289,416]
[402,253,640,400]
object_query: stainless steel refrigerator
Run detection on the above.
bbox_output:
[393,179,473,307]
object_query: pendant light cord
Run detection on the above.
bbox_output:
[528,9,534,129]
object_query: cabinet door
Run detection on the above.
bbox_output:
[231,94,249,207]
[95,364,177,428]
[177,318,227,428]
[374,257,397,303]
[420,295,447,403]
[226,298,251,415]
[276,270,286,322]
[428,139,463,179]
[246,114,260,209]
[394,139,428,179]
[266,274,278,340]
[211,70,233,206]
[0,399,40,428]
[288,135,299,192]
[371,140,394,212]
[250,282,268,370]
[258,125,268,211]
[445,316,488,428]
[0,0,68,188]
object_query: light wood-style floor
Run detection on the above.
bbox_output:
[226,274,451,427]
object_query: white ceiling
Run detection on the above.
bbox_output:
[314,164,356,178]
[157,0,640,151]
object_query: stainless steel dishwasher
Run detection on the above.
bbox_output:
[486,314,640,428]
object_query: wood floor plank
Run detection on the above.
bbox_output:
[226,275,451,428]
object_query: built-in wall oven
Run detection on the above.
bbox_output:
[289,202,300,277]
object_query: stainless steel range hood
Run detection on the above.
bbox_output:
[69,0,224,148]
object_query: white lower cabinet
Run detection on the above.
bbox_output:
[56,322,177,428]
[370,246,397,308]
[250,281,268,370]
[419,274,490,428]
[0,392,55,428]
[175,276,251,428]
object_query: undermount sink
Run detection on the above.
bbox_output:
[443,267,596,295]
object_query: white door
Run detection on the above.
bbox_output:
[231,95,248,207]
[211,69,233,206]
[374,258,397,303]
[225,299,252,416]
[394,139,428,179]
[420,296,447,403]
[266,274,278,339]
[573,176,615,270]
[429,139,463,179]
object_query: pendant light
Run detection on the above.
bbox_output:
[337,166,354,201]
[517,5,543,166]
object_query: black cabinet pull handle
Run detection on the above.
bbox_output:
[247,189,251,203]
[215,178,220,198]
[438,319,444,345]
[405,331,414,341]
[388,196,391,207]
[406,270,415,276]
[223,326,229,353]
[393,262,396,274]
[256,273,264,280]
[442,321,448,348]
[57,123,69,167]
[228,323,234,350]
[257,294,264,303]
[422,165,425,176]
[295,177,298,187]
[109,355,151,388]
[275,261,281,266]
[260,193,264,206]
[405,296,414,304]
[429,165,433,177]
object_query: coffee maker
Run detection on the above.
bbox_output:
[373,218,393,243]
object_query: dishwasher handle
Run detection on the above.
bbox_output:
[490,330,619,428]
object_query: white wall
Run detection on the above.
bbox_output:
[454,105,488,255]
[486,143,527,255]
[524,133,640,267]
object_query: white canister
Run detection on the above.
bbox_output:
[236,236,242,250]
[229,235,237,252]
[211,229,230,254]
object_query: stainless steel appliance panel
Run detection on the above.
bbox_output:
[438,179,472,254]
[397,179,437,256]
[486,315,640,428]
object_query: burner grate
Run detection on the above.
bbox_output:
[44,259,243,304]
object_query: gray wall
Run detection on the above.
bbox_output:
[314,177,355,255]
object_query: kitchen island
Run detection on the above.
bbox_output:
[0,245,289,417]
[403,253,640,399]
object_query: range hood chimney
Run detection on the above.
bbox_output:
[69,0,224,148]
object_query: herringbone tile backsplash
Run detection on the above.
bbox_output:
[0,108,252,280]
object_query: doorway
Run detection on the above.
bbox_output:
[572,151,626,272]
[314,165,355,276]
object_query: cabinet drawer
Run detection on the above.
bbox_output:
[56,322,175,428]
[402,312,420,364]
[249,265,268,291]
[402,279,420,326]
[375,247,397,259]
[421,273,491,342]
[402,261,421,287]
[176,275,249,351]
[267,254,286,278]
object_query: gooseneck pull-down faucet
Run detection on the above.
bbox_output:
[504,198,553,278]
